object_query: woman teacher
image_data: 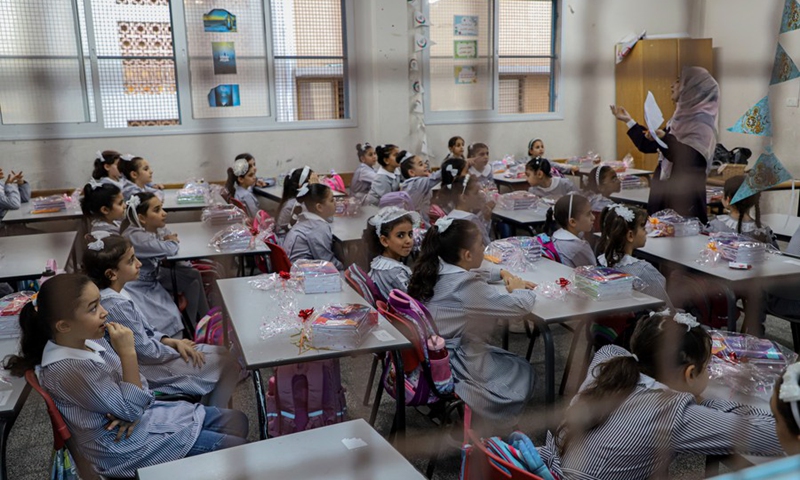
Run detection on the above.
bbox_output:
[611,66,719,224]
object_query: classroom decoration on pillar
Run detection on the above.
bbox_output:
[409,1,431,163]
[727,96,772,137]
[781,0,800,34]
[771,43,800,85]
[731,149,792,203]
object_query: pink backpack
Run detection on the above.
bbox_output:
[535,234,561,263]
[379,191,414,210]
[194,307,225,344]
[321,173,346,194]
[266,359,347,437]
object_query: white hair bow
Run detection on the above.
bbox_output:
[298,166,311,186]
[673,312,700,331]
[368,207,420,239]
[612,204,635,223]
[445,164,458,178]
[120,154,135,162]
[126,195,142,228]
[461,174,471,194]
[780,363,800,429]
[435,217,454,233]
[296,182,310,199]
[95,151,104,161]
[232,159,249,177]
[399,152,415,165]
[87,231,112,251]
[88,178,104,190]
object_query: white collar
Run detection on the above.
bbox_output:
[639,373,670,392]
[552,229,581,241]
[371,255,411,271]
[101,287,133,301]
[100,177,125,190]
[235,184,251,194]
[377,167,397,178]
[716,215,757,233]
[538,176,561,192]
[469,165,492,177]
[299,211,328,223]
[597,253,639,268]
[41,340,106,367]
[447,209,473,220]
[438,259,467,275]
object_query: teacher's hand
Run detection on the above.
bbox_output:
[609,105,633,123]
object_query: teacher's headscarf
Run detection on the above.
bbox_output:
[669,66,720,171]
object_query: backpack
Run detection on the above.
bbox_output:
[321,172,346,194]
[266,359,347,437]
[194,307,225,344]
[535,234,561,263]
[429,204,447,224]
[382,290,454,406]
[379,191,414,210]
[712,144,752,169]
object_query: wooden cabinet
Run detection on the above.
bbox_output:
[615,38,714,170]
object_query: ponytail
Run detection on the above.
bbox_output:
[225,167,237,198]
[4,274,94,377]
[279,166,315,213]
[290,183,331,227]
[376,144,398,167]
[82,234,132,289]
[543,207,557,237]
[81,182,121,219]
[120,192,155,233]
[723,175,765,238]
[598,204,647,267]
[407,219,478,302]
[91,150,121,180]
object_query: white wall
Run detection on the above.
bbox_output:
[0,0,692,190]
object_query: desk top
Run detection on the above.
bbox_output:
[579,166,653,176]
[636,235,800,284]
[610,188,650,207]
[160,189,209,211]
[493,176,529,185]
[167,222,269,261]
[254,185,346,203]
[0,231,75,281]
[332,206,380,243]
[136,419,425,480]
[496,259,664,323]
[762,213,800,242]
[0,338,31,418]
[492,205,549,226]
[217,277,410,370]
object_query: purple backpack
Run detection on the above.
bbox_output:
[266,359,347,437]
[379,191,414,210]
[535,234,561,263]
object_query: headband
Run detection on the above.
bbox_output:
[399,152,415,165]
[87,178,104,191]
[611,203,635,223]
[87,231,112,251]
[126,195,143,228]
[461,174,471,195]
[297,166,311,186]
[120,154,135,162]
[368,207,420,239]
[568,192,574,220]
[780,363,800,429]
[595,166,603,187]
[528,139,541,151]
[296,182,310,199]
[232,158,249,177]
[435,217,454,233]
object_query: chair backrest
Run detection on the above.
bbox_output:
[264,241,292,273]
[344,264,386,308]
[463,429,545,480]
[228,197,250,218]
[376,304,423,373]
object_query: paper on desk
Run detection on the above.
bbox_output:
[644,91,668,149]
[341,437,368,450]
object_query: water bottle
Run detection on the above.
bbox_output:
[427,335,447,360]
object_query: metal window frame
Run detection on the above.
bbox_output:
[423,0,561,125]
[0,0,356,141]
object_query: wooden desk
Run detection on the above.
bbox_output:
[217,278,411,440]
[136,419,425,480]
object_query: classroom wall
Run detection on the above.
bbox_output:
[697,0,797,214]
[0,0,692,190]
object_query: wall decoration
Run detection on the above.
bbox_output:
[454,15,478,36]
[208,84,240,107]
[454,40,477,59]
[212,41,237,74]
[731,150,792,203]
[414,33,431,52]
[781,0,800,34]
[727,95,772,137]
[414,10,429,27]
[454,66,477,84]
[203,8,237,32]
[770,43,800,85]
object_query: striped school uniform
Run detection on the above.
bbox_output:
[234,184,259,219]
[37,339,204,478]
[447,209,491,247]
[425,262,537,427]
[401,174,440,224]
[0,181,30,222]
[538,345,784,480]
[369,255,411,299]
[365,167,401,206]
[705,215,778,248]
[283,211,343,270]
[122,181,161,201]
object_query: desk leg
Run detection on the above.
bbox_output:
[501,320,509,351]
[532,319,555,404]
[722,284,738,332]
[390,350,406,445]
[0,414,18,480]
[252,369,269,440]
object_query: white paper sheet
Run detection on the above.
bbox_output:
[644,91,668,149]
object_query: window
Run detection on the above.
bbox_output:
[423,0,559,123]
[0,0,353,140]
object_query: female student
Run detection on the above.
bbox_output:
[585,165,621,212]
[444,136,465,161]
[706,175,777,247]
[543,194,596,268]
[81,181,125,235]
[120,156,162,200]
[122,193,205,336]
[611,66,719,224]
[445,175,491,247]
[528,138,578,175]
[525,157,578,200]
[235,153,267,188]
[365,206,419,299]
[283,183,343,270]
[407,218,536,431]
[539,310,783,480]
[772,362,800,455]
[277,166,317,237]
[351,143,378,199]
[226,158,259,219]
[399,151,440,225]
[83,233,238,407]
[0,167,30,224]
[597,204,672,308]
[92,150,127,190]
[4,274,248,479]
[467,142,494,188]
[365,144,400,206]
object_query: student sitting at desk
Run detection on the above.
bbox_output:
[0,168,31,225]
[467,142,494,188]
[351,143,378,200]
[444,175,492,247]
[283,183,343,270]
[92,150,129,191]
[705,175,777,247]
[235,153,267,188]
[527,138,578,176]
[276,166,317,239]
[4,274,248,479]
[538,310,783,480]
[525,157,579,200]
[119,155,163,200]
[584,166,621,213]
[443,135,465,162]
[226,159,259,219]
[399,151,440,225]
[542,194,597,268]
[365,144,401,207]
[365,207,419,299]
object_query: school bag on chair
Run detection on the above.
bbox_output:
[266,359,347,437]
[194,307,249,380]
[534,234,561,264]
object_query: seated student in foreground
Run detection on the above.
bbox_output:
[408,218,536,433]
[120,155,162,200]
[365,206,419,299]
[4,274,248,479]
[226,158,259,219]
[283,183,343,270]
[542,194,596,268]
[276,166,317,239]
[539,310,784,480]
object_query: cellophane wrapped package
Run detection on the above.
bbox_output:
[177,178,209,204]
[208,224,255,253]
[484,237,541,272]
[335,196,362,217]
[290,259,342,294]
[249,273,304,339]
[496,191,540,211]
[0,291,35,338]
[31,195,67,212]
[201,205,248,227]
[708,330,798,400]
[573,266,635,300]
[310,303,378,350]
[646,209,701,237]
[706,232,776,264]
